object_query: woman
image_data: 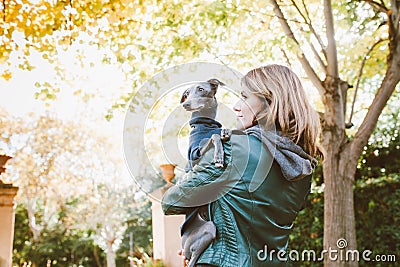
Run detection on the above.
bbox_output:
[162,64,322,266]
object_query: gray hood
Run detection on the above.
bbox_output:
[244,125,318,181]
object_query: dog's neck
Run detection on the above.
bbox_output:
[191,101,217,120]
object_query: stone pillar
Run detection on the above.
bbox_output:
[0,183,18,267]
[0,155,18,267]
[149,164,185,267]
[0,155,11,176]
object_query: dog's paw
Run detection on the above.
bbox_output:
[221,128,232,141]
[214,158,224,168]
[215,162,224,168]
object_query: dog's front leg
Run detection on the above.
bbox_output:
[211,134,224,168]
[221,128,232,141]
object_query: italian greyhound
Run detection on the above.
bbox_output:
[180,78,231,171]
[179,79,231,267]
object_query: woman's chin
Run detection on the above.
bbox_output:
[235,121,247,131]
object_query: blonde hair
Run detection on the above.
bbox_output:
[242,64,323,158]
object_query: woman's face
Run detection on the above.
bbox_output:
[233,87,265,130]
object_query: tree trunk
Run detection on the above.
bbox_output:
[27,198,41,241]
[106,241,116,267]
[321,74,358,266]
[322,134,359,267]
[94,245,103,267]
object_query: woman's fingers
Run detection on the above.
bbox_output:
[178,249,186,258]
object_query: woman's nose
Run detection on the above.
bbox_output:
[233,100,241,112]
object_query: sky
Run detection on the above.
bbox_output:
[0,41,135,184]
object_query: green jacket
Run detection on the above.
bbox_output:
[162,132,311,266]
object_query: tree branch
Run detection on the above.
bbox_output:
[261,12,305,25]
[361,0,389,13]
[280,46,293,68]
[292,0,328,62]
[269,0,325,94]
[347,0,400,157]
[348,39,386,124]
[234,6,306,25]
[380,0,387,9]
[3,0,6,22]
[349,62,400,159]
[27,198,41,241]
[390,0,400,33]
[309,38,327,74]
[349,20,400,161]
[324,0,338,78]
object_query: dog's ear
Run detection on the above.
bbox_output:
[180,89,189,104]
[207,79,225,90]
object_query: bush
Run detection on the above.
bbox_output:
[289,174,400,267]
[13,205,105,266]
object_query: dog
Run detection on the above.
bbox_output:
[179,78,231,267]
[180,78,231,171]
[180,207,216,267]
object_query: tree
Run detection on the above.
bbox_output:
[355,93,400,180]
[1,0,248,117]
[116,199,153,264]
[267,1,399,266]
[66,179,156,267]
[13,204,105,267]
[289,102,400,266]
[1,112,92,241]
[72,182,140,267]
[0,110,132,266]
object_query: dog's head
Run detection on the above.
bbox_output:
[180,79,225,111]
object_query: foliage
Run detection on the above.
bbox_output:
[356,99,400,180]
[290,116,400,266]
[0,110,118,240]
[2,0,394,125]
[72,182,142,267]
[289,183,324,255]
[290,118,400,266]
[1,0,245,116]
[289,188,324,267]
[12,205,33,265]
[131,256,165,267]
[0,110,144,266]
[355,175,400,258]
[13,204,106,266]
[12,193,156,266]
[12,193,156,267]
[116,199,153,262]
[290,174,400,267]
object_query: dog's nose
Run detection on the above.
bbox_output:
[183,102,190,109]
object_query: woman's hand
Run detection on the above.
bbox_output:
[178,249,189,266]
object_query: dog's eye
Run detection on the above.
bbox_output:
[198,87,204,91]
